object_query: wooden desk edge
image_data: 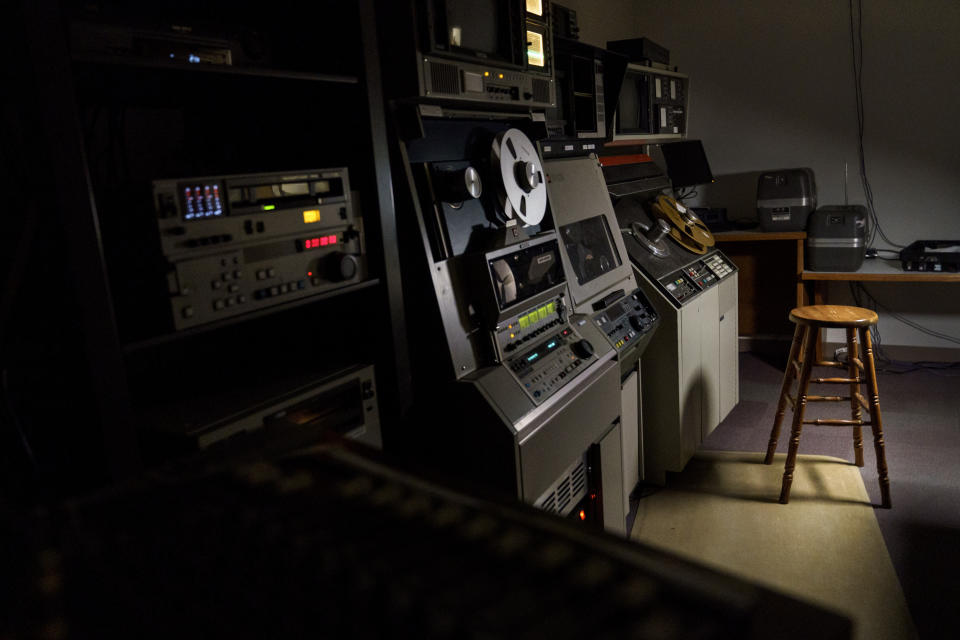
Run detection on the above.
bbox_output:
[801,270,960,282]
[713,231,807,242]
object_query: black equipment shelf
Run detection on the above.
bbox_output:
[122,278,381,354]
[7,0,410,497]
[72,53,360,85]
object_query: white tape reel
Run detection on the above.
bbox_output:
[490,128,547,227]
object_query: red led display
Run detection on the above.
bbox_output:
[301,234,338,250]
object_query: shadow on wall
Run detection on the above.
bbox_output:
[697,172,763,222]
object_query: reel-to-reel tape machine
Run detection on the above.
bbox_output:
[606,157,739,485]
[395,106,632,534]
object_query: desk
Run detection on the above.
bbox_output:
[802,259,960,358]
[713,230,806,337]
[802,258,960,304]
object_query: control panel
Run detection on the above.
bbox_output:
[506,325,595,405]
[703,253,734,279]
[658,252,736,306]
[495,295,596,405]
[152,168,366,330]
[660,271,701,304]
[592,289,658,353]
[683,261,718,290]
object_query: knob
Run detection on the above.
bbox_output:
[572,339,594,359]
[437,166,482,202]
[325,253,359,282]
[514,161,540,192]
[629,314,646,332]
[648,218,671,243]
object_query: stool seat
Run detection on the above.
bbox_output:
[765,305,891,508]
[789,305,879,328]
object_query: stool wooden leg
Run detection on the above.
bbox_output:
[765,324,806,464]
[847,327,865,467]
[780,326,819,504]
[860,327,892,508]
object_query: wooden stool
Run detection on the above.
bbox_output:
[764,305,891,508]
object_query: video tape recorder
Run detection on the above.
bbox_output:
[152,167,367,331]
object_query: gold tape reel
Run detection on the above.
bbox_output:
[650,195,715,255]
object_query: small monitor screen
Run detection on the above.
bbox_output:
[616,70,649,134]
[488,240,565,311]
[447,0,501,55]
[560,215,622,286]
[660,140,715,189]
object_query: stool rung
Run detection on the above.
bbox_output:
[806,394,850,402]
[851,357,865,371]
[810,376,863,384]
[803,418,871,426]
[814,360,847,368]
[855,392,871,412]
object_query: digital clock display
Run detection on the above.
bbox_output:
[298,234,338,251]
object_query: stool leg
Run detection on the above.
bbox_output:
[765,324,806,464]
[780,326,819,504]
[860,327,892,508]
[847,327,865,467]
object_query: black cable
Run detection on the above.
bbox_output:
[848,281,960,375]
[848,0,904,250]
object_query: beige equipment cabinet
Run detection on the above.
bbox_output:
[636,267,739,484]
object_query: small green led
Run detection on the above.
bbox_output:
[262,204,276,211]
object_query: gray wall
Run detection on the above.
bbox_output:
[561,0,960,351]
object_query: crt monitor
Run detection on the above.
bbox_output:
[660,140,714,189]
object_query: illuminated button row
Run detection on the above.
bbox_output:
[253,280,307,300]
[504,319,561,352]
[517,302,557,330]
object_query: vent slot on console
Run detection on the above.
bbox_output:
[532,78,551,104]
[429,62,461,95]
[534,457,588,517]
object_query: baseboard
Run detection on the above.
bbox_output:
[822,342,960,363]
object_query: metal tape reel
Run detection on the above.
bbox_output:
[651,195,715,255]
[490,128,547,227]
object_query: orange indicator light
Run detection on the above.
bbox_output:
[302,209,321,224]
[579,510,586,521]
[498,73,504,79]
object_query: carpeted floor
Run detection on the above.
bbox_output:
[631,450,915,640]
[700,351,960,639]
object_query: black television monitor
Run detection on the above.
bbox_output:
[660,140,714,189]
